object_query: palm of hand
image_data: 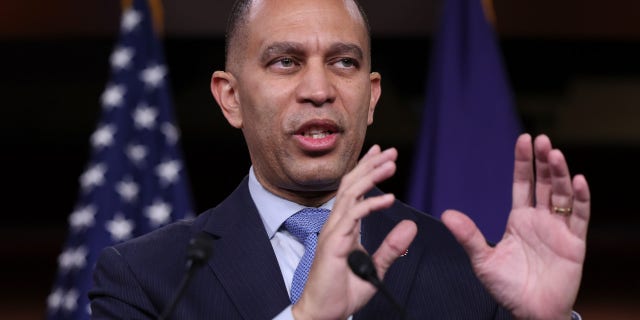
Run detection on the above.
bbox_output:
[475,205,585,319]
[443,134,590,320]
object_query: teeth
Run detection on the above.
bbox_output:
[304,129,330,139]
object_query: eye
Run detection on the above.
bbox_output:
[266,56,301,74]
[333,58,359,69]
[272,57,298,68]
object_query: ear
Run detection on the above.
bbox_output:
[367,72,382,125]
[211,71,243,128]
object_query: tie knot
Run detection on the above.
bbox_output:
[284,208,330,242]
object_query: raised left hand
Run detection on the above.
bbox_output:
[442,134,590,320]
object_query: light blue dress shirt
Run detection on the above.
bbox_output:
[247,167,334,319]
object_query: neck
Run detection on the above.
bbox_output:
[250,166,343,207]
[276,188,337,208]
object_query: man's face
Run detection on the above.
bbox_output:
[216,0,381,205]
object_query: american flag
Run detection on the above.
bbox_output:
[46,1,194,318]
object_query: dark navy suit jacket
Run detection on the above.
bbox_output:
[89,177,511,319]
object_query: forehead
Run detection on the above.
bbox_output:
[245,0,369,53]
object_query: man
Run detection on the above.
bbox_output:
[90,0,591,319]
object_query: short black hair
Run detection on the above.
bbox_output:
[224,0,252,68]
[224,0,371,70]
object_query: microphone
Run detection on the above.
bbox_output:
[348,250,406,319]
[158,231,214,320]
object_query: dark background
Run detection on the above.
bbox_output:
[1,0,639,318]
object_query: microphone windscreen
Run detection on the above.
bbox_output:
[187,231,213,265]
[348,250,377,282]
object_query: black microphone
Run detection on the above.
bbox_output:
[348,250,406,319]
[158,232,214,320]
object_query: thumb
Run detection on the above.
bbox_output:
[372,220,418,279]
[441,210,491,263]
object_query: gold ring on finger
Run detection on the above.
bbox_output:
[552,206,573,216]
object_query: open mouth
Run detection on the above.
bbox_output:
[293,120,341,152]
[300,127,334,139]
[295,120,340,138]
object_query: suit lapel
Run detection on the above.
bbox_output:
[201,177,290,319]
[356,195,424,319]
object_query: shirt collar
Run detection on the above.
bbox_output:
[248,166,335,239]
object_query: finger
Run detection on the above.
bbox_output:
[342,147,397,188]
[358,144,381,164]
[549,149,573,219]
[441,210,492,264]
[327,148,397,229]
[512,134,534,209]
[326,193,395,236]
[534,134,553,208]
[340,160,396,204]
[372,220,418,279]
[329,157,395,214]
[569,174,590,239]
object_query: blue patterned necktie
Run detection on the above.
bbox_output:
[284,207,331,304]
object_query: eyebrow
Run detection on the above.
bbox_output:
[326,43,364,61]
[259,42,365,63]
[260,42,305,64]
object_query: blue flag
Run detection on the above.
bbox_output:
[408,0,521,243]
[46,1,193,318]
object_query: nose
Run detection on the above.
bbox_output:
[296,61,336,107]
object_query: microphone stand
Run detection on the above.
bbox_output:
[158,232,213,320]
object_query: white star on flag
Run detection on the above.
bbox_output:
[80,163,107,192]
[69,205,97,231]
[121,9,142,32]
[156,159,181,185]
[91,124,116,148]
[58,246,88,272]
[62,289,79,312]
[161,122,179,145]
[133,104,158,129]
[116,178,139,202]
[47,288,64,311]
[101,84,126,109]
[140,64,166,88]
[126,143,148,164]
[105,214,135,242]
[145,200,172,227]
[110,46,135,70]
[47,288,81,313]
